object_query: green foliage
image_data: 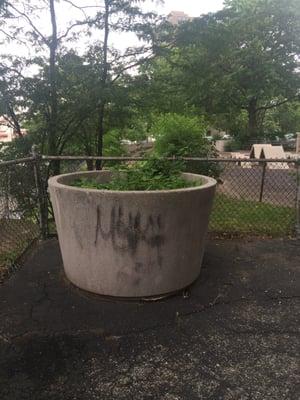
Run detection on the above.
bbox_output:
[151,113,220,176]
[71,157,202,191]
[0,134,35,159]
[103,129,126,157]
[122,119,148,142]
[1,0,299,157]
[0,134,42,221]
[270,102,300,135]
[0,161,38,220]
[153,113,210,156]
[261,112,281,140]
[171,0,300,140]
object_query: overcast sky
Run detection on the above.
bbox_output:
[144,0,224,16]
[111,0,225,49]
[1,1,225,58]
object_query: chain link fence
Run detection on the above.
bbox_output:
[206,159,299,236]
[0,157,40,281]
[0,155,299,278]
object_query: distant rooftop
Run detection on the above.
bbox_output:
[168,10,192,25]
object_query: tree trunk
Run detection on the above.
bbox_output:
[247,97,259,143]
[81,126,94,170]
[7,104,22,136]
[95,0,110,170]
[85,159,94,170]
[96,102,105,170]
[84,142,94,171]
[49,0,59,175]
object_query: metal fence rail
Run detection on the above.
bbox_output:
[0,154,299,277]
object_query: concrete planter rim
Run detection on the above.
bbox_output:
[48,171,217,195]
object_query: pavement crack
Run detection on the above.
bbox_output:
[264,294,300,301]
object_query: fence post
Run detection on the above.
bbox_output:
[296,161,300,238]
[31,146,48,240]
[259,161,267,202]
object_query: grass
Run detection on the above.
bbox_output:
[210,194,296,236]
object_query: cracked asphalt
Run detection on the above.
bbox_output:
[0,238,299,399]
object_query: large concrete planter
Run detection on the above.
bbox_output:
[48,171,216,298]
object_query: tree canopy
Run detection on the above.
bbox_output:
[158,0,300,143]
[0,0,299,163]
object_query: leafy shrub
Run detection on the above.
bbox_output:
[152,113,209,155]
[152,113,221,177]
[0,134,35,160]
[103,129,126,157]
[122,119,148,142]
[102,129,127,167]
[71,156,202,191]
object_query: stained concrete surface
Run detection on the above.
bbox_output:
[0,238,299,400]
[48,171,216,296]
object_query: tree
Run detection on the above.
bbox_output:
[1,1,161,170]
[0,62,24,136]
[85,0,158,168]
[171,0,300,142]
[263,101,300,138]
[1,1,95,172]
[3,1,58,160]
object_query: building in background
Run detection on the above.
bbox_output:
[0,117,15,143]
[168,11,192,25]
[0,116,26,143]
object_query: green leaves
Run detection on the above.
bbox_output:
[168,0,300,140]
[152,113,211,158]
[71,156,202,191]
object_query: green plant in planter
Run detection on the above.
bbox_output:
[71,157,202,191]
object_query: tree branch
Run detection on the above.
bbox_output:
[0,28,15,41]
[6,2,49,45]
[58,119,86,154]
[61,0,87,19]
[58,18,96,41]
[61,1,104,10]
[256,97,298,112]
[6,103,22,136]
[112,46,153,63]
[111,55,155,83]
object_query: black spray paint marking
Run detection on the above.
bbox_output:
[95,205,165,266]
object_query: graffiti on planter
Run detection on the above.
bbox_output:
[94,205,165,267]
